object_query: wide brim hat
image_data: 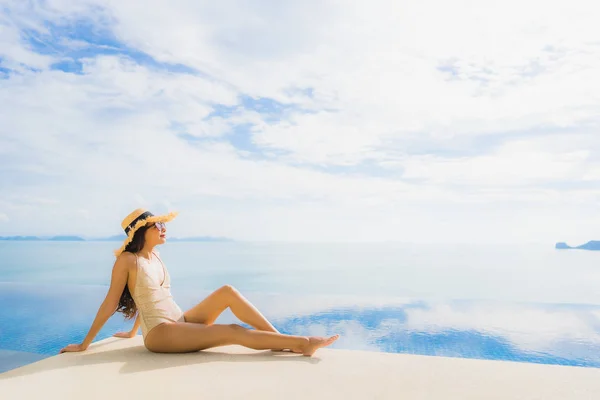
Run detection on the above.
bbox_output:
[114,208,178,257]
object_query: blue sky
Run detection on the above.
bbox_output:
[1,0,599,243]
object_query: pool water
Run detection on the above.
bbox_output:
[1,241,600,373]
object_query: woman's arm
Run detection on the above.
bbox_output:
[60,254,132,353]
[113,312,141,338]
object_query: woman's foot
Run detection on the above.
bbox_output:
[300,334,340,356]
[272,348,302,353]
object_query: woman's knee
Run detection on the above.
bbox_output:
[219,284,239,297]
[219,323,247,342]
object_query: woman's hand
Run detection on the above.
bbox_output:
[59,343,87,354]
[113,331,136,339]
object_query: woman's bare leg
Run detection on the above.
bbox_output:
[184,285,279,333]
[145,322,339,357]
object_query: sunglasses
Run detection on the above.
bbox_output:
[147,222,166,231]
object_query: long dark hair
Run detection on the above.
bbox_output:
[115,224,151,320]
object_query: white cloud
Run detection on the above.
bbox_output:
[252,111,386,166]
[0,14,56,71]
[400,136,594,186]
[1,0,600,242]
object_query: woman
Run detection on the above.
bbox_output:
[59,208,339,356]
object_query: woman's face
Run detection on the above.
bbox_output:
[144,222,167,246]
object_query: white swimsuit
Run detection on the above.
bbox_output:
[130,251,185,339]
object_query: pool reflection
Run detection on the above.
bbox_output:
[269,300,600,367]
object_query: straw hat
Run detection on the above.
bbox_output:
[114,208,178,256]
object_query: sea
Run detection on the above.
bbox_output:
[1,241,600,373]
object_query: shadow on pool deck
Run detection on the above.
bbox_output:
[1,337,320,379]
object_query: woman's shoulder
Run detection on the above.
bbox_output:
[115,251,138,268]
[118,251,138,260]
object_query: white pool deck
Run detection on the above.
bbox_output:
[1,336,599,399]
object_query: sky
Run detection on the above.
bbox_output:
[0,0,599,243]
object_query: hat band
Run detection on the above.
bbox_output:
[124,211,154,234]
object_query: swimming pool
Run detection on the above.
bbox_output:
[2,241,600,373]
[2,281,600,373]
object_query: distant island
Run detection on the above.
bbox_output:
[0,235,234,242]
[49,236,86,241]
[0,236,42,241]
[555,240,600,251]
